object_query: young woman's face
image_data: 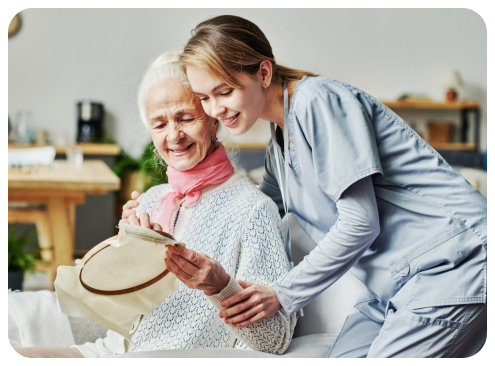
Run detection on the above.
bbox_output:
[146,78,219,171]
[186,66,265,136]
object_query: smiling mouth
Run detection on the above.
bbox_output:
[221,113,239,123]
[170,144,193,153]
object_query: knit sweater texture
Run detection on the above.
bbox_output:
[76,173,296,357]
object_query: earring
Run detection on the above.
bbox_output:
[211,136,218,143]
[153,148,160,157]
[264,84,267,92]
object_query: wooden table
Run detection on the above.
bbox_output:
[8,160,120,273]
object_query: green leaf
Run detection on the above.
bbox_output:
[8,223,40,273]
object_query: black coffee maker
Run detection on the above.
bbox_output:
[76,101,104,142]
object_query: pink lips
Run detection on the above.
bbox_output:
[221,113,239,128]
[169,144,193,156]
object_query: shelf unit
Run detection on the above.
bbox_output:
[231,100,481,154]
[381,100,481,152]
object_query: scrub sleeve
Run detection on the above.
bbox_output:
[270,89,383,315]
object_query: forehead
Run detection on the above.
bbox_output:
[147,78,197,113]
[186,65,253,94]
[186,66,224,92]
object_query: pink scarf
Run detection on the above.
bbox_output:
[150,144,234,234]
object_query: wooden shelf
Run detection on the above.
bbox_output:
[224,142,267,150]
[222,99,482,152]
[429,142,476,151]
[8,143,121,156]
[382,100,480,110]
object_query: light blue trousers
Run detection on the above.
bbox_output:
[326,303,486,358]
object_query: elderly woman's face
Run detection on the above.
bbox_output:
[147,78,219,171]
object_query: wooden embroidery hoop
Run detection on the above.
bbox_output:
[79,229,176,296]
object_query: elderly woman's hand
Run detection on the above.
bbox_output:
[120,191,140,224]
[119,211,163,231]
[165,245,230,296]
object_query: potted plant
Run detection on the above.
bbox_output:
[113,141,168,202]
[8,223,39,291]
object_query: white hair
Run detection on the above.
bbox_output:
[137,51,191,129]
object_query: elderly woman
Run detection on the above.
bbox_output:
[14,51,296,358]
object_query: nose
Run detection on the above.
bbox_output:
[210,98,226,119]
[166,122,183,143]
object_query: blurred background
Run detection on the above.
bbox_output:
[8,8,487,291]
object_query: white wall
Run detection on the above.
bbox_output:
[8,8,487,157]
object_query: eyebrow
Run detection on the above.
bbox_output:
[193,83,229,96]
[149,110,188,122]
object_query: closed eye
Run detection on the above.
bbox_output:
[221,89,233,96]
[199,96,209,102]
[152,122,167,129]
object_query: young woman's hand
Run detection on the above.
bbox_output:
[165,245,230,296]
[217,281,282,327]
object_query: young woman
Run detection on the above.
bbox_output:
[124,15,487,358]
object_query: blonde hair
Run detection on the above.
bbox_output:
[180,15,318,88]
[137,51,190,129]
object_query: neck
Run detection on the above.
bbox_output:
[259,80,299,132]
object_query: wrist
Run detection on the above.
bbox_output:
[203,273,231,296]
[268,285,283,311]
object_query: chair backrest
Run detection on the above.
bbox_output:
[8,146,56,167]
[282,214,366,338]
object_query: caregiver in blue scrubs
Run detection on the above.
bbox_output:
[145,15,487,357]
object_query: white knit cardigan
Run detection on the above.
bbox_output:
[76,173,296,357]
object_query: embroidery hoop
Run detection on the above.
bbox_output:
[79,229,179,296]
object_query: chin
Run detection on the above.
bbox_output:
[227,123,249,136]
[172,162,195,171]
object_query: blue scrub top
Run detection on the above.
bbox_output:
[260,76,487,321]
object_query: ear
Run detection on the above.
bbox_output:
[259,60,273,88]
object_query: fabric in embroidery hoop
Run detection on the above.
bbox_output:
[79,226,179,295]
[55,224,185,339]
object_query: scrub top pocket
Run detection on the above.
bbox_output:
[388,225,468,286]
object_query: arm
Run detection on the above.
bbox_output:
[221,88,383,323]
[207,278,296,355]
[220,176,379,321]
[272,175,379,314]
[165,198,296,354]
[210,197,296,354]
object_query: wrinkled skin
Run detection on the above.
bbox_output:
[120,78,230,296]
